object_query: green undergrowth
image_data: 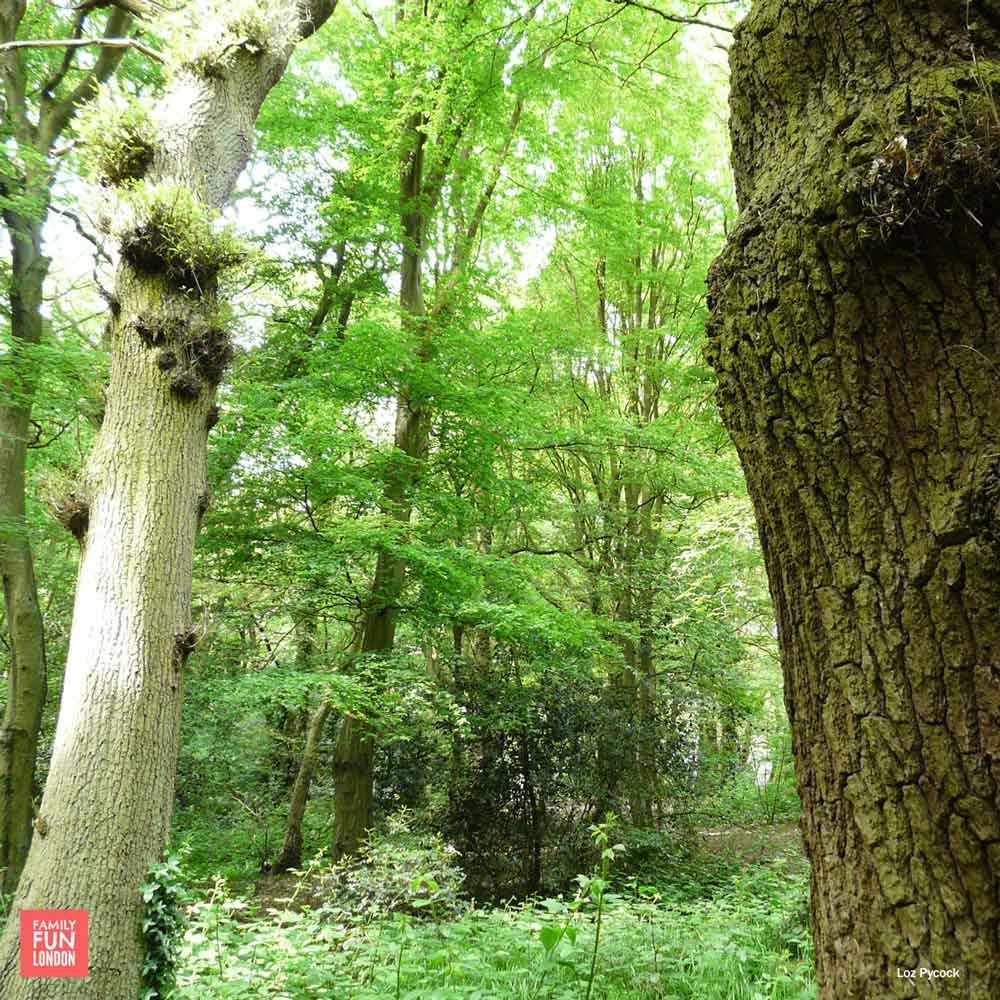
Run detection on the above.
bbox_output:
[172,855,815,1000]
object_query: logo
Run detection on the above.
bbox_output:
[19,910,88,978]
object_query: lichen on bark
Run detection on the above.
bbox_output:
[707,3,1000,998]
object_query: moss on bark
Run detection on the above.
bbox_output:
[707,3,1000,997]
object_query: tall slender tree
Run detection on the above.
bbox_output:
[708,2,1000,995]
[331,0,530,859]
[0,2,338,995]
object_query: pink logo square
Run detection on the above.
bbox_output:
[19,910,88,978]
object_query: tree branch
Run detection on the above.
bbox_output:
[39,9,89,98]
[37,10,140,144]
[49,205,112,264]
[0,0,30,136]
[299,0,340,40]
[609,0,734,33]
[0,35,162,64]
[74,0,170,18]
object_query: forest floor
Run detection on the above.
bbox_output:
[172,826,816,1000]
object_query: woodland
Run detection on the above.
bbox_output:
[1,2,999,1000]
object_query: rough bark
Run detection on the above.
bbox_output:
[707,3,1000,997]
[0,3,338,996]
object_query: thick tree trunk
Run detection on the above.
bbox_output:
[273,699,332,872]
[0,5,337,996]
[0,224,48,895]
[0,262,212,999]
[707,4,1000,997]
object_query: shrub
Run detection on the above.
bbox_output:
[314,812,467,921]
[140,854,189,1000]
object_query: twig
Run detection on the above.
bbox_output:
[50,206,112,264]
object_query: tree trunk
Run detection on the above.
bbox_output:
[328,34,522,856]
[0,222,48,895]
[331,504,414,859]
[707,4,1000,996]
[331,99,428,860]
[630,624,656,828]
[332,715,376,860]
[1,3,136,897]
[273,699,332,872]
[0,5,337,996]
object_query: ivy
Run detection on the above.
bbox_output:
[140,854,189,1000]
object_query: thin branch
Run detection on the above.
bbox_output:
[39,10,89,98]
[0,36,163,63]
[28,419,72,450]
[50,205,112,264]
[609,0,734,33]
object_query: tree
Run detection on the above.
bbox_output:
[329,0,536,859]
[0,1,338,995]
[0,1,133,895]
[707,2,1000,995]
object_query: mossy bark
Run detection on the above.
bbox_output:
[707,3,1000,997]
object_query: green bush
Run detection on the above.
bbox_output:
[140,854,189,1000]
[314,815,467,921]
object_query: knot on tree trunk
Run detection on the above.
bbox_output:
[118,184,247,293]
[50,493,90,542]
[167,320,234,402]
[173,629,198,670]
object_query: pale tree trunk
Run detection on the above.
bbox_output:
[0,3,337,996]
[0,4,132,895]
[707,3,1000,996]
